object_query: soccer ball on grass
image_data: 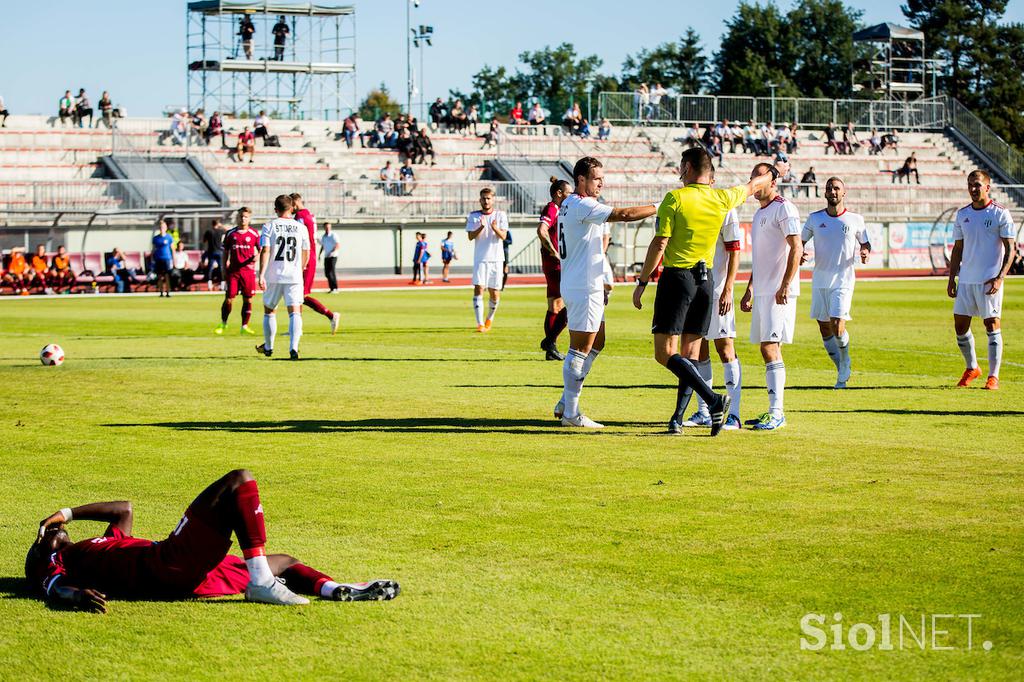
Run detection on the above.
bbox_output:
[40,344,65,366]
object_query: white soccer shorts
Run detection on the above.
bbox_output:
[953,282,1003,319]
[750,295,797,344]
[810,286,854,321]
[472,260,502,290]
[706,304,736,340]
[262,281,304,309]
[563,289,605,333]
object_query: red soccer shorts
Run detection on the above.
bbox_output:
[193,555,250,598]
[543,266,561,299]
[226,269,255,299]
[144,508,233,594]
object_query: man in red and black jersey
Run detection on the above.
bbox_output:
[26,469,400,611]
[537,178,571,360]
[215,208,260,335]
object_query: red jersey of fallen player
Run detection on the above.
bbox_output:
[223,226,260,273]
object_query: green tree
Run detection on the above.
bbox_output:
[358,83,403,121]
[788,0,864,98]
[712,2,801,97]
[516,43,604,113]
[621,28,708,93]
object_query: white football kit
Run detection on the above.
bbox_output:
[706,209,743,340]
[260,217,310,308]
[953,201,1015,319]
[801,209,869,321]
[750,196,801,344]
[466,209,508,290]
[558,193,613,333]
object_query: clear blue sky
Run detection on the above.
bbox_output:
[3,0,1023,117]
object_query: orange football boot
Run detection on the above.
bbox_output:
[956,367,982,387]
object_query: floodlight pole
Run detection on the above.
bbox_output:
[768,82,778,124]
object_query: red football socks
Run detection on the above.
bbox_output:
[281,563,334,595]
[303,296,333,320]
[221,299,232,324]
[241,299,252,325]
[234,479,267,556]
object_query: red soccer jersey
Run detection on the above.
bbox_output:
[294,208,317,278]
[223,227,259,273]
[41,526,155,598]
[539,201,560,272]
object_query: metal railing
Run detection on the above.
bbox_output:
[598,92,948,131]
[942,96,1024,183]
[0,179,208,212]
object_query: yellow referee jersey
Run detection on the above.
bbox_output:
[655,184,747,269]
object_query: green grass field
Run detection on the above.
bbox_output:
[1,280,1021,680]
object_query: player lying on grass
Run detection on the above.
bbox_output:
[25,469,399,612]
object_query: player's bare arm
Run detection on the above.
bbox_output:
[947,240,963,298]
[740,279,754,312]
[257,246,270,290]
[632,236,668,310]
[800,238,811,265]
[720,247,740,316]
[607,204,657,223]
[746,163,787,197]
[39,501,133,537]
[537,222,558,257]
[467,221,486,240]
[986,236,1015,294]
[490,221,508,240]
[776,235,803,304]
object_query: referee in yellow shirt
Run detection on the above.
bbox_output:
[633,147,782,436]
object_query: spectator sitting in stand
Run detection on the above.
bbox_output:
[429,98,448,131]
[479,118,500,148]
[565,103,584,135]
[881,129,900,154]
[597,117,612,141]
[58,90,75,127]
[467,104,479,135]
[379,160,398,195]
[449,100,469,133]
[702,124,722,164]
[578,118,592,138]
[528,102,546,126]
[29,245,50,293]
[253,110,270,144]
[342,112,362,148]
[75,89,93,128]
[714,119,730,152]
[799,166,819,197]
[97,91,114,129]
[49,245,75,294]
[375,113,397,148]
[892,152,920,184]
[169,108,189,146]
[509,101,526,125]
[190,108,207,145]
[762,121,777,153]
[868,128,882,155]
[743,119,761,154]
[414,128,436,165]
[842,121,860,154]
[0,94,8,127]
[823,121,842,155]
[399,158,417,196]
[235,126,255,163]
[170,241,194,291]
[789,123,800,153]
[776,122,793,154]
[206,111,225,147]
[730,121,744,152]
[679,121,702,149]
[396,128,417,163]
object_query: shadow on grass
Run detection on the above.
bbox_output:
[90,356,542,363]
[0,577,33,601]
[0,576,247,607]
[105,417,662,435]
[794,408,1024,417]
[452,384,931,391]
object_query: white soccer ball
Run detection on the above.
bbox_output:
[40,344,65,366]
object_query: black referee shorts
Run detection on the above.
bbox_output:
[651,266,715,337]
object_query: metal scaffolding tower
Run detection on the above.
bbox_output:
[186,1,356,120]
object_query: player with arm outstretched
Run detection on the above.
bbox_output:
[800,177,870,388]
[216,207,260,335]
[25,469,399,612]
[466,188,509,332]
[292,194,341,335]
[256,195,310,360]
[948,169,1016,389]
[555,156,658,428]
[739,163,803,431]
[537,177,572,360]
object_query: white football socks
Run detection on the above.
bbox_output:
[582,348,601,376]
[723,359,741,418]
[766,360,786,418]
[473,295,484,326]
[837,331,850,368]
[562,349,587,419]
[263,313,277,351]
[956,331,978,369]
[320,580,341,598]
[822,335,841,370]
[694,359,713,417]
[987,330,1003,378]
[245,555,275,587]
[487,298,499,322]
[288,312,302,352]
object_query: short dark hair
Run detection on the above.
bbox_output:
[968,169,991,183]
[289,192,302,202]
[572,157,602,183]
[549,176,570,199]
[480,187,495,198]
[680,147,713,177]
[274,194,295,214]
[825,176,845,188]
[752,162,775,176]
